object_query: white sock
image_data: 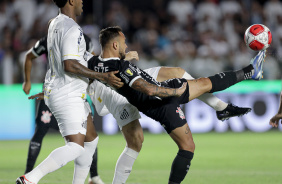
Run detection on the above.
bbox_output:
[25,142,84,183]
[182,72,228,111]
[73,137,99,184]
[112,147,139,184]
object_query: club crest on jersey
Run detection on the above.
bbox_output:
[176,107,185,120]
[41,111,52,123]
[125,68,133,76]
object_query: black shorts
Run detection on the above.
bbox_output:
[144,78,190,133]
[35,100,58,130]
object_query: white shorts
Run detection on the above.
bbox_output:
[88,81,141,129]
[45,88,90,137]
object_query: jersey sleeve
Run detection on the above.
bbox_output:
[119,61,142,87]
[83,34,95,53]
[32,36,47,57]
[61,26,84,61]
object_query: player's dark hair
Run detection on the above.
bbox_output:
[53,0,68,8]
[99,26,122,48]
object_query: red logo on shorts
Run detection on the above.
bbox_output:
[176,107,185,120]
[41,111,52,123]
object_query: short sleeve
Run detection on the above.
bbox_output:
[61,26,84,61]
[32,36,47,57]
[119,61,141,87]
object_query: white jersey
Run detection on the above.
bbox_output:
[44,13,88,98]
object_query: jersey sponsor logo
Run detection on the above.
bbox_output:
[120,73,129,83]
[176,107,185,120]
[125,68,133,76]
[120,109,129,120]
[98,97,102,103]
[41,110,52,123]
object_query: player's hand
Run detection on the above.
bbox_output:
[269,113,282,128]
[176,82,187,97]
[28,92,44,100]
[125,51,139,61]
[22,81,31,95]
[100,71,124,89]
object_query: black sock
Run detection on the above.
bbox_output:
[169,150,194,184]
[25,141,41,173]
[89,147,98,177]
[208,65,254,93]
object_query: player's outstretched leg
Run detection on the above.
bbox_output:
[187,50,266,101]
[250,50,266,80]
[156,67,252,120]
[216,103,251,121]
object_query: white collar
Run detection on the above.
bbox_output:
[98,56,120,61]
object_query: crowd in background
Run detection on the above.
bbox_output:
[0,0,281,84]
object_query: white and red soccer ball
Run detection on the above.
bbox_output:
[244,24,272,51]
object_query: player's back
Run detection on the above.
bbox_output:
[44,13,88,95]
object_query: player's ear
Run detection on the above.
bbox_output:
[69,0,74,6]
[113,41,118,50]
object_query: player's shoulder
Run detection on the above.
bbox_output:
[52,14,81,34]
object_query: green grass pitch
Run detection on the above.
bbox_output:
[1,131,281,184]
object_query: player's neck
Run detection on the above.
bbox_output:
[100,50,119,59]
[60,8,77,22]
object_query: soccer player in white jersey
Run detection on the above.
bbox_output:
[16,0,122,184]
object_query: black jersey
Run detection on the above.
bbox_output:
[88,56,189,112]
[32,34,93,57]
[32,36,48,56]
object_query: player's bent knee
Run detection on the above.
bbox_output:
[180,141,195,153]
[127,131,143,152]
[169,67,185,78]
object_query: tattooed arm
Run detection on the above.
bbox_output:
[131,78,186,98]
[64,59,124,88]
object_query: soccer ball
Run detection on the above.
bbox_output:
[244,24,272,51]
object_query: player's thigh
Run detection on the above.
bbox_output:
[47,97,88,139]
[187,78,212,101]
[169,123,195,152]
[157,67,185,82]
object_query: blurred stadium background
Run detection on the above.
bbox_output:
[0,0,282,183]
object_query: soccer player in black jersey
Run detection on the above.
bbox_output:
[88,26,266,184]
[22,34,104,184]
